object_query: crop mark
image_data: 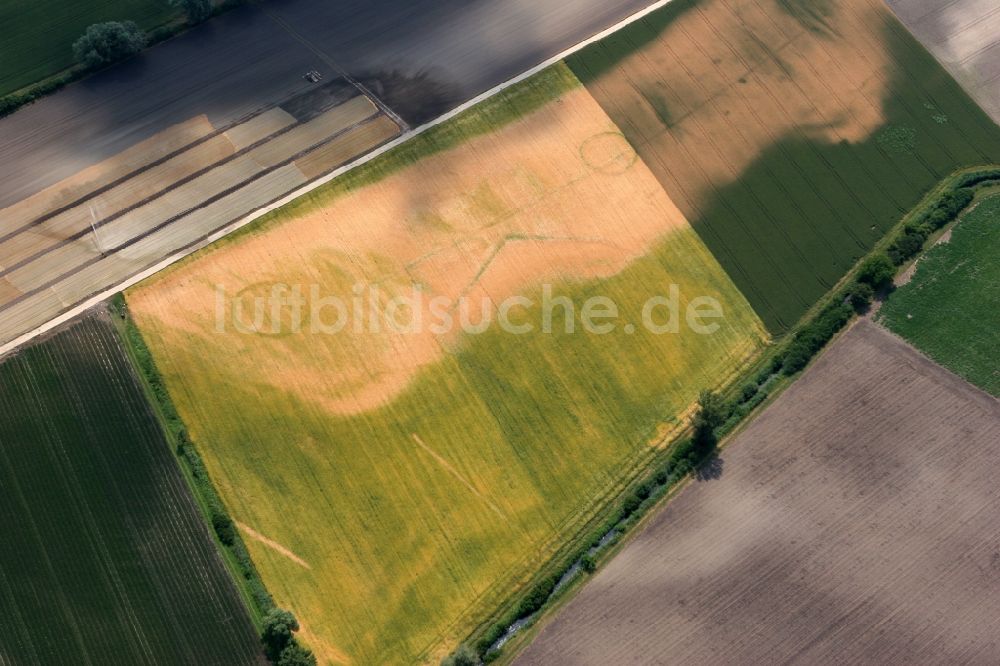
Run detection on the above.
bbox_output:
[236,521,311,570]
[411,434,507,522]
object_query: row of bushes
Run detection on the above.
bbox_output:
[887,188,974,265]
[956,169,1000,188]
[111,295,314,665]
[0,70,81,118]
[447,171,997,664]
[174,432,273,612]
[775,175,992,378]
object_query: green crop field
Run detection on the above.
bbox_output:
[127,66,767,664]
[880,194,1000,397]
[567,0,1000,333]
[0,0,177,96]
[0,316,262,665]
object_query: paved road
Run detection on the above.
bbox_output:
[0,0,652,209]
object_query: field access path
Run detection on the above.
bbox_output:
[0,0,656,354]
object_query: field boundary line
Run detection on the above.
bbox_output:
[0,0,675,359]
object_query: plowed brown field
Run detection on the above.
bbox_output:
[519,320,1000,664]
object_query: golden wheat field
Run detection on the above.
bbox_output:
[127,66,766,664]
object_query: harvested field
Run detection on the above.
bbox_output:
[0,93,399,350]
[127,66,766,664]
[887,0,1000,125]
[518,320,1000,665]
[0,115,216,232]
[0,315,262,665]
[880,193,1000,396]
[567,0,1000,332]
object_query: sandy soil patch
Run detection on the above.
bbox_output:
[519,320,1000,664]
[129,85,690,415]
[573,0,893,217]
[224,107,297,150]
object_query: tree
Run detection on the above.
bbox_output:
[856,254,895,288]
[211,510,236,546]
[261,608,300,660]
[73,21,147,69]
[845,282,874,313]
[692,389,727,453]
[277,643,317,666]
[170,0,214,23]
[441,644,479,666]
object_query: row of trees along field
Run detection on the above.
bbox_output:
[73,1,217,69]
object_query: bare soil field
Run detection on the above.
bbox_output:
[0,90,399,351]
[568,0,1000,332]
[886,0,1000,124]
[518,320,1000,665]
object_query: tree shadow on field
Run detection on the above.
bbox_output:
[695,455,724,481]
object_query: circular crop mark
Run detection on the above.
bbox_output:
[231,281,299,338]
[581,132,637,175]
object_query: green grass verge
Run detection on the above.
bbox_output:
[109,294,276,627]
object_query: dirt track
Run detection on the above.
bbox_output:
[518,320,1000,664]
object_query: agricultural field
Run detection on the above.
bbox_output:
[0,84,400,352]
[0,0,177,96]
[880,193,1000,396]
[126,65,767,664]
[0,315,262,665]
[567,0,1000,333]
[518,320,1000,664]
[886,0,1000,125]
